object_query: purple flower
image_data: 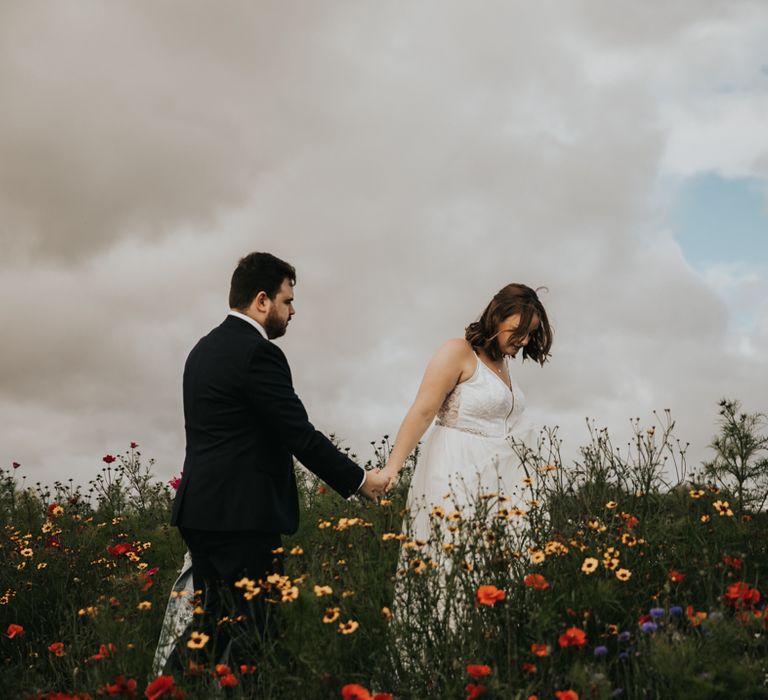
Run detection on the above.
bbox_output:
[619,651,630,662]
[640,621,658,633]
[618,631,631,642]
[669,606,683,617]
[649,607,665,618]
[593,645,608,657]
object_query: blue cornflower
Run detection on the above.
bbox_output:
[669,606,683,617]
[640,621,658,632]
[593,645,608,657]
[618,631,631,642]
[649,607,665,618]
[619,651,630,662]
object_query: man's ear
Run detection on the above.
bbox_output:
[253,291,270,312]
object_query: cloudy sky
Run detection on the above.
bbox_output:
[2,1,767,490]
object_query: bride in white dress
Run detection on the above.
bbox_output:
[381,283,552,513]
[380,283,552,621]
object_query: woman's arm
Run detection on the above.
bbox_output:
[381,339,474,487]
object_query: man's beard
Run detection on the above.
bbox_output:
[264,308,288,339]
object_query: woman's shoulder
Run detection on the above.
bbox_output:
[430,338,476,371]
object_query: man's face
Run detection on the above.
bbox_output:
[264,278,295,339]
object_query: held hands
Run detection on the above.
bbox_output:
[379,465,400,492]
[358,468,389,501]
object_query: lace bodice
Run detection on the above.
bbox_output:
[435,354,525,438]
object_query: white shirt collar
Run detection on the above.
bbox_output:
[228,310,268,339]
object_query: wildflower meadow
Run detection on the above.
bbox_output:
[2,399,768,699]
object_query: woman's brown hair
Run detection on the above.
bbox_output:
[465,284,553,364]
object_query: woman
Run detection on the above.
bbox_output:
[380,283,553,543]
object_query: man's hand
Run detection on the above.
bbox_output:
[358,468,389,501]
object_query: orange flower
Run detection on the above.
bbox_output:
[215,664,232,676]
[724,582,761,609]
[341,684,373,700]
[558,626,587,648]
[6,624,24,639]
[88,643,116,661]
[476,585,506,606]
[530,643,550,657]
[523,574,550,591]
[48,642,65,657]
[145,675,184,699]
[466,664,491,679]
[555,691,579,700]
[466,683,487,699]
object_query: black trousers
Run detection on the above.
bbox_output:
[178,527,284,668]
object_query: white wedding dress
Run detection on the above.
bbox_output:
[403,352,533,540]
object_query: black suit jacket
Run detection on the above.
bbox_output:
[171,315,365,533]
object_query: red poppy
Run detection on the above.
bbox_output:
[555,691,579,700]
[530,643,549,657]
[104,675,137,696]
[558,627,587,648]
[45,536,61,549]
[373,695,393,700]
[239,665,257,674]
[218,674,238,688]
[466,664,491,679]
[723,555,743,570]
[466,683,487,699]
[48,642,65,656]
[476,585,506,606]
[103,454,116,464]
[668,570,685,584]
[130,442,139,449]
[168,476,182,491]
[522,662,537,674]
[523,574,550,591]
[107,543,135,558]
[145,675,184,699]
[6,624,24,638]
[724,582,761,609]
[88,643,116,661]
[622,515,639,529]
[341,685,373,700]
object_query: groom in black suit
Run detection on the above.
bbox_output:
[171,251,387,662]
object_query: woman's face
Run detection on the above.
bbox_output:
[496,313,540,358]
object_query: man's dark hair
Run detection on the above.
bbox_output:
[229,252,296,310]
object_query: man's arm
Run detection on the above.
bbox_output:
[245,341,370,498]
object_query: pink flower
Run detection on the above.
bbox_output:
[103,454,116,464]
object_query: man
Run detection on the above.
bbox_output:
[170,251,387,663]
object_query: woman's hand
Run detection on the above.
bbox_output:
[380,464,400,491]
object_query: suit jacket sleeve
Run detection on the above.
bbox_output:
[246,340,365,498]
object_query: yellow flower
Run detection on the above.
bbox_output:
[700,514,711,523]
[621,533,637,546]
[544,541,569,556]
[281,586,299,603]
[381,533,398,541]
[36,563,48,570]
[289,546,304,555]
[447,511,462,521]
[522,477,533,487]
[137,601,152,610]
[78,606,97,617]
[318,520,332,529]
[442,543,456,553]
[581,557,599,574]
[379,499,392,506]
[271,547,285,554]
[322,607,341,624]
[313,585,333,597]
[341,590,355,599]
[381,607,392,620]
[430,506,445,518]
[713,500,734,517]
[603,558,620,571]
[186,631,210,650]
[529,549,546,564]
[615,568,632,582]
[338,620,359,635]
[606,624,619,635]
[41,522,53,534]
[20,548,33,558]
[234,577,257,590]
[193,606,205,614]
[605,501,618,509]
[137,562,148,570]
[587,519,601,531]
[410,559,427,574]
[689,489,705,499]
